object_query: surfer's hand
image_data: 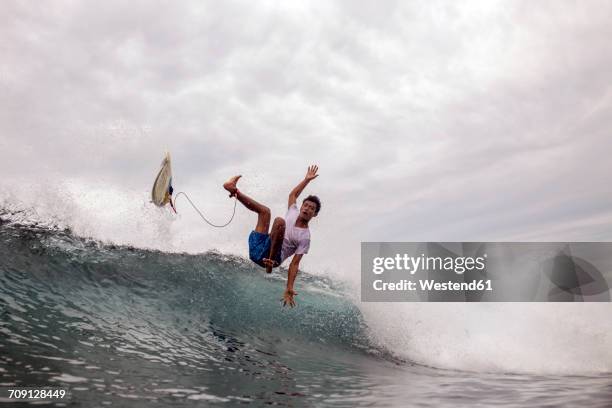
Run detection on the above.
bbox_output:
[282,289,297,308]
[304,165,318,181]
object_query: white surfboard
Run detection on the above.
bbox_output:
[151,152,173,207]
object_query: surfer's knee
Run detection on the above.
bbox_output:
[272,217,285,228]
[271,218,285,235]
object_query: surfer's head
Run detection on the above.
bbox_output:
[300,195,321,221]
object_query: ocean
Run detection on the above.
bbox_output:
[1,212,612,407]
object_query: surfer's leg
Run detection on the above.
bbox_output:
[264,217,285,273]
[239,192,271,234]
[223,175,270,233]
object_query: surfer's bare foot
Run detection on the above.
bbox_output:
[223,175,242,197]
[262,258,277,273]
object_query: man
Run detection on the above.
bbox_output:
[223,165,321,307]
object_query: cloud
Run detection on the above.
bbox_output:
[1,0,611,278]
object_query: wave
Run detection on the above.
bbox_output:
[0,213,374,347]
[1,210,406,404]
[3,195,612,380]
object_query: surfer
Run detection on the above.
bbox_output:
[223,165,321,307]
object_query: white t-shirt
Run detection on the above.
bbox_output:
[280,204,311,264]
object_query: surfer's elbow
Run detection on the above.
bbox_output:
[288,193,297,207]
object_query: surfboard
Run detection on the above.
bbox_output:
[151,152,174,209]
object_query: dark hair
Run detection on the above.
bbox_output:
[303,195,321,214]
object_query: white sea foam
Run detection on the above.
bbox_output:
[359,302,612,375]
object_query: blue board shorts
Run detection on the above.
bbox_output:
[248,231,282,268]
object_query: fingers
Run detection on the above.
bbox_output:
[306,165,319,179]
[281,294,297,308]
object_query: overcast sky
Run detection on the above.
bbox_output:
[2,0,612,279]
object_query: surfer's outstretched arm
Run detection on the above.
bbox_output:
[288,165,318,208]
[282,254,303,308]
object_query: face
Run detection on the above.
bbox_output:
[299,200,318,221]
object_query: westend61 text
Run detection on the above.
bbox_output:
[373,279,493,291]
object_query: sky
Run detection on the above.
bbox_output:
[2,0,612,280]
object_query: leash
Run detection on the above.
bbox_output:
[173,192,237,228]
